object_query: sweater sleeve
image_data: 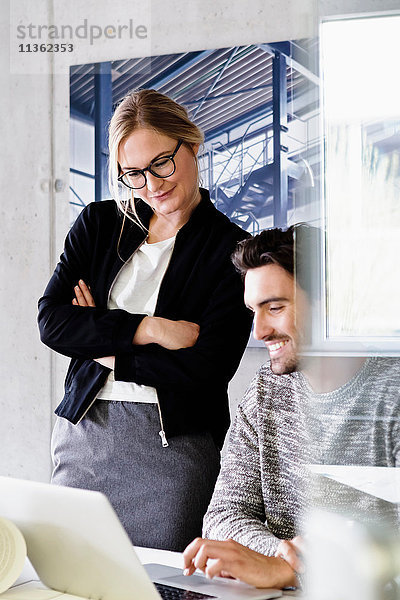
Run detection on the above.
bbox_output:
[202,391,281,556]
[113,257,253,390]
[38,203,146,360]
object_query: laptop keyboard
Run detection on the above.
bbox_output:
[154,582,217,599]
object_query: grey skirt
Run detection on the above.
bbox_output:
[51,401,220,552]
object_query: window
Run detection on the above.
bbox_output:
[320,14,400,349]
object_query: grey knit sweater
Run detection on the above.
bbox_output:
[203,358,400,555]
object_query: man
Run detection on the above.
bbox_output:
[183,225,400,589]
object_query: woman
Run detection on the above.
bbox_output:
[38,89,252,551]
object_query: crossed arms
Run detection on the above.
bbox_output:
[72,279,200,369]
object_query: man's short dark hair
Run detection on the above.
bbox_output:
[232,224,321,301]
[232,226,295,277]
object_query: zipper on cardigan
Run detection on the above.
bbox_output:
[152,234,179,449]
[75,395,98,425]
[159,430,169,448]
[157,400,169,447]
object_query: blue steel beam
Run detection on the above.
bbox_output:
[192,47,239,119]
[205,105,273,142]
[270,40,319,80]
[70,105,95,124]
[203,76,311,142]
[272,51,288,228]
[94,62,112,202]
[259,42,319,86]
[184,84,273,105]
[70,167,95,179]
[69,186,86,207]
[170,46,255,100]
[265,40,315,71]
[143,50,215,92]
[205,76,317,142]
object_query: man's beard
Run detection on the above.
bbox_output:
[269,350,298,375]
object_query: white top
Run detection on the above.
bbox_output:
[97,236,175,403]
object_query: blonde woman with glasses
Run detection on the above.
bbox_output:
[38,89,252,551]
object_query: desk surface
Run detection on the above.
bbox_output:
[135,546,184,569]
[309,464,400,503]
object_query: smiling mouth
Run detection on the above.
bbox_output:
[150,187,175,201]
[266,339,289,355]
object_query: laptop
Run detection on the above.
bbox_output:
[0,477,282,600]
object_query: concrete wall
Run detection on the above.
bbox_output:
[1,0,394,481]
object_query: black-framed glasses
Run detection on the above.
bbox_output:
[118,140,183,190]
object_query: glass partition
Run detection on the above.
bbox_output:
[317,14,400,352]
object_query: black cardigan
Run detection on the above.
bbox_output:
[38,189,253,448]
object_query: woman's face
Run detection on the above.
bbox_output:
[118,128,200,218]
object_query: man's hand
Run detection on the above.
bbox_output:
[183,538,297,589]
[72,280,96,307]
[275,536,305,574]
[133,316,200,350]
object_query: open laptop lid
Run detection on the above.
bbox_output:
[0,477,282,600]
[0,477,160,600]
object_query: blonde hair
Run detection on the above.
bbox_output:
[108,89,204,225]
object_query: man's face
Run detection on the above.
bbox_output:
[244,263,307,375]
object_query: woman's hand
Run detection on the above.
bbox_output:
[72,280,96,307]
[94,356,115,369]
[72,281,114,369]
[133,316,200,350]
